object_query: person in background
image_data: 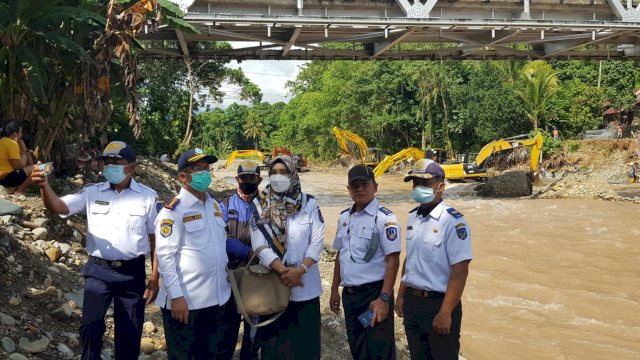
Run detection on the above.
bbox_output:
[31,141,160,360]
[155,148,237,360]
[0,121,35,195]
[330,164,401,359]
[250,155,324,360]
[221,160,264,360]
[395,159,473,360]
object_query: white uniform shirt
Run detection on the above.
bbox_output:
[61,179,158,261]
[250,195,325,302]
[333,199,401,287]
[155,188,231,310]
[401,201,473,293]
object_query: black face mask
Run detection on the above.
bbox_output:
[239,182,259,195]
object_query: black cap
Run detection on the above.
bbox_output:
[177,148,218,172]
[348,164,374,183]
[97,141,136,162]
[237,160,261,176]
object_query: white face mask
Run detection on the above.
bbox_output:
[269,174,291,193]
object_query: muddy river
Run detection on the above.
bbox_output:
[217,167,640,360]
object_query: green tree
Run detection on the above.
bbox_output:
[243,111,266,150]
[514,60,559,130]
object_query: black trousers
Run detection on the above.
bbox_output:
[342,281,396,360]
[80,256,146,360]
[403,290,462,360]
[161,298,238,360]
[259,297,321,360]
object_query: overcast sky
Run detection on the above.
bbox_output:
[205,42,308,109]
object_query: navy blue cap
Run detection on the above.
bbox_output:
[97,141,136,162]
[348,164,375,183]
[177,148,218,172]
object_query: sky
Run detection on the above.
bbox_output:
[206,42,308,108]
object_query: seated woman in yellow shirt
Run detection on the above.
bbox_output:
[0,121,35,195]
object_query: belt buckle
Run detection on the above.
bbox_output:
[111,261,122,268]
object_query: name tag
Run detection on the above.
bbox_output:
[95,200,109,205]
[183,214,203,223]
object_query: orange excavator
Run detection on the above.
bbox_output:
[263,147,308,171]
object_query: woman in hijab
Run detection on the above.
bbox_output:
[250,155,325,360]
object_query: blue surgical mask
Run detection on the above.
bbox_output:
[412,186,436,204]
[103,164,127,185]
[189,170,212,192]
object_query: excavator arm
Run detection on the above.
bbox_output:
[225,150,265,168]
[373,147,425,178]
[332,127,369,161]
[474,132,544,170]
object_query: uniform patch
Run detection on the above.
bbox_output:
[250,219,258,231]
[164,197,180,210]
[160,219,174,237]
[384,222,397,227]
[456,227,468,240]
[447,208,464,219]
[213,202,221,212]
[214,212,223,218]
[386,227,398,241]
[183,214,203,223]
[379,207,393,215]
[455,223,466,229]
[318,208,324,223]
[95,200,109,205]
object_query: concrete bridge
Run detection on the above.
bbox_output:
[138,0,640,60]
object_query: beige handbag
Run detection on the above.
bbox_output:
[228,246,291,327]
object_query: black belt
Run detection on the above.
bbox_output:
[343,280,384,295]
[90,255,144,268]
[407,286,445,299]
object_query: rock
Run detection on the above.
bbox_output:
[0,312,17,326]
[101,348,113,360]
[138,355,151,360]
[9,295,21,306]
[52,303,73,320]
[45,248,62,262]
[154,339,167,351]
[33,218,49,227]
[71,229,83,243]
[64,290,84,309]
[59,243,71,256]
[0,235,10,247]
[476,171,533,197]
[57,343,74,359]
[43,275,53,289]
[9,354,28,360]
[2,336,16,353]
[32,227,48,240]
[7,255,15,263]
[0,198,22,216]
[15,264,22,273]
[152,351,168,359]
[18,336,50,353]
[44,286,59,297]
[47,266,60,273]
[140,338,155,354]
[143,321,156,334]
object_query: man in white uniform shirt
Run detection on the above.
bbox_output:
[32,141,159,360]
[330,165,401,360]
[155,148,236,360]
[395,159,472,360]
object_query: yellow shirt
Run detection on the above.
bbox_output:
[0,137,20,179]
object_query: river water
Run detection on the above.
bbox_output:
[218,167,640,360]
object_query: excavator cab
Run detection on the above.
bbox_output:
[425,148,448,164]
[366,148,384,166]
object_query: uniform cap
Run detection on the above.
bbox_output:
[404,159,445,182]
[237,160,261,176]
[97,141,136,162]
[177,148,218,172]
[348,164,375,183]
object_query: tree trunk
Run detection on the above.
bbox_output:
[183,58,195,147]
[440,87,452,154]
[420,108,426,149]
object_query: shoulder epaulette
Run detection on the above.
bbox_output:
[164,197,180,210]
[447,208,464,218]
[340,207,351,214]
[378,207,394,215]
[138,183,158,196]
[306,194,315,199]
[409,206,419,213]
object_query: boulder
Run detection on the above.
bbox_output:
[0,198,21,216]
[2,336,16,353]
[476,171,533,197]
[0,312,16,326]
[18,336,50,353]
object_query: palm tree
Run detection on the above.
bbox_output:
[514,60,559,130]
[243,111,266,150]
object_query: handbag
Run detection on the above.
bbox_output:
[228,246,291,328]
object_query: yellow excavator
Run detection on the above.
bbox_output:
[332,127,384,167]
[225,150,266,169]
[373,147,425,178]
[442,132,544,180]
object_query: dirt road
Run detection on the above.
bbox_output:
[217,166,640,360]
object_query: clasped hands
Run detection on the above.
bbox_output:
[280,266,304,288]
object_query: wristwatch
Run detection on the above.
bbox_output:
[300,263,309,273]
[379,292,390,302]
